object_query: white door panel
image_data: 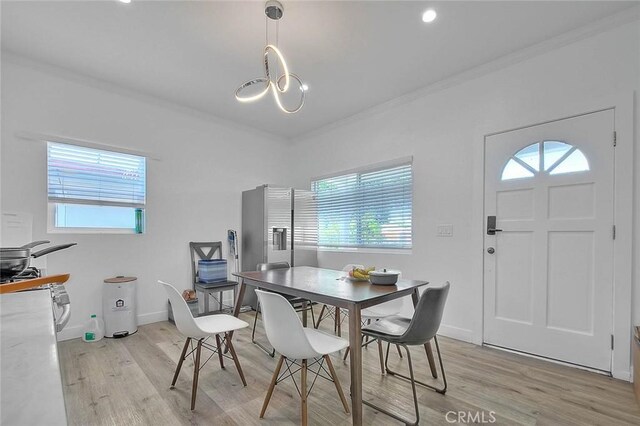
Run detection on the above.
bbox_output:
[484,110,614,371]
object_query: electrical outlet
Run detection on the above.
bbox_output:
[437,224,453,237]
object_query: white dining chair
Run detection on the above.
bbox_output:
[251,262,316,357]
[159,280,249,410]
[256,289,350,426]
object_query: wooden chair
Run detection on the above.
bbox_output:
[190,242,238,314]
[256,289,350,425]
[159,280,248,410]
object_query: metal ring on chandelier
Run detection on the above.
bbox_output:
[264,44,290,92]
[236,45,290,102]
[235,77,270,103]
[271,73,305,114]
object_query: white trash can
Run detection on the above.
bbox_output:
[103,276,138,338]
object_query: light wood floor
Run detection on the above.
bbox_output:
[59,312,640,425]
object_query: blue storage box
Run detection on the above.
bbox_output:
[198,259,227,283]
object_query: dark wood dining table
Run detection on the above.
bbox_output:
[232,266,432,425]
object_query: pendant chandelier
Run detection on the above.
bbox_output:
[235,1,305,114]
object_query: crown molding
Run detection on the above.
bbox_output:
[293,6,640,144]
[1,50,289,146]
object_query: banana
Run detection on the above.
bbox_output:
[353,271,367,280]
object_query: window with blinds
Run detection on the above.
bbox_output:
[47,142,146,231]
[311,159,412,250]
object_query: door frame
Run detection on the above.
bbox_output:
[478,93,634,380]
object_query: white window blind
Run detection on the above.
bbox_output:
[312,159,412,250]
[47,142,146,208]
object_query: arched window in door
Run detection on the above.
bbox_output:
[501,141,589,181]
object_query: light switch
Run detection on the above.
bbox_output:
[437,224,453,237]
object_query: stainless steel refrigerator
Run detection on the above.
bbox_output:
[241,185,318,308]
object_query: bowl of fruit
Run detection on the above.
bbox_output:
[347,266,375,282]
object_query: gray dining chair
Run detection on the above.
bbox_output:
[251,262,316,356]
[361,282,450,426]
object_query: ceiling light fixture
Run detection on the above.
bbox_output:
[422,9,437,23]
[235,1,305,114]
[119,0,131,4]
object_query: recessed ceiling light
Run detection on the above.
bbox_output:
[119,0,131,4]
[422,9,437,23]
[301,84,309,92]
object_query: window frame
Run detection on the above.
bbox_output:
[46,141,147,234]
[311,156,413,253]
[500,140,590,181]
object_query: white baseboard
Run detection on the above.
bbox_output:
[57,324,83,341]
[56,310,168,341]
[612,368,632,381]
[138,310,168,325]
[438,324,477,344]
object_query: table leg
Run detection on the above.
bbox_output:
[232,280,246,318]
[348,304,363,425]
[411,288,438,378]
[226,280,247,353]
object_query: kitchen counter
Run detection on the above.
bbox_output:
[1,288,67,425]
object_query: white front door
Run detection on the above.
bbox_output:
[483,110,615,372]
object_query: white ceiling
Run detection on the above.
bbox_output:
[1,1,636,139]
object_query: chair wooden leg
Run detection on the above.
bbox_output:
[225,333,247,386]
[425,341,438,378]
[384,338,447,394]
[365,319,371,345]
[315,304,327,329]
[309,301,316,328]
[172,337,191,387]
[191,339,203,410]
[215,334,225,369]
[377,339,385,375]
[342,336,364,361]
[324,355,350,414]
[301,359,308,426]
[260,355,285,418]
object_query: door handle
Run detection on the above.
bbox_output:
[486,216,503,235]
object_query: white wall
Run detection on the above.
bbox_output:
[0,57,290,340]
[289,21,639,377]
